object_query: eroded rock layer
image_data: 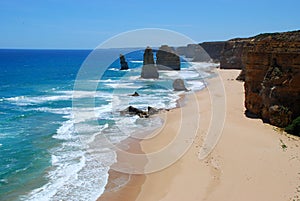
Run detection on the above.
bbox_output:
[244,31,300,127]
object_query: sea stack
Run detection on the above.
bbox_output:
[141,47,159,79]
[119,54,129,70]
[156,45,180,70]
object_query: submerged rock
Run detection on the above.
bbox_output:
[173,79,188,91]
[119,54,129,70]
[129,92,139,96]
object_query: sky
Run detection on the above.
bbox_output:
[0,0,299,49]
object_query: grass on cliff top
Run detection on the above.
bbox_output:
[229,30,300,42]
[285,116,300,137]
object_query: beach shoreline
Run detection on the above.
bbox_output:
[98,69,300,201]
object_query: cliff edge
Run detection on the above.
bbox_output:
[244,30,300,127]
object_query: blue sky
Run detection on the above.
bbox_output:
[0,0,299,49]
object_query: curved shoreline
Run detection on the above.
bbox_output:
[97,137,146,201]
[98,69,300,201]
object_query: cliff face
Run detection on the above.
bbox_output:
[176,44,211,62]
[199,42,225,62]
[244,31,300,127]
[219,39,250,70]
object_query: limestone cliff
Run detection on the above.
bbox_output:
[199,42,225,62]
[244,30,300,127]
[219,39,251,71]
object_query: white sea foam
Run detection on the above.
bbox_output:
[5,95,72,105]
[129,60,143,63]
[108,67,131,72]
[34,107,72,115]
[23,116,112,201]
[186,80,206,91]
[5,90,113,106]
[105,82,141,89]
[189,61,219,71]
[88,79,114,83]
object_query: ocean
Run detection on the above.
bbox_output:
[0,48,215,201]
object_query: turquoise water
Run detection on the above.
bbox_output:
[0,49,213,201]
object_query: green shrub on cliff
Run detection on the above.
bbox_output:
[285,116,300,136]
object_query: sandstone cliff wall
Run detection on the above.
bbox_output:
[199,42,225,62]
[219,40,249,70]
[244,31,300,127]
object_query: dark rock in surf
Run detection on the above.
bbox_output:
[120,106,149,118]
[129,92,140,97]
[120,54,129,70]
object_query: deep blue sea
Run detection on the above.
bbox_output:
[0,48,215,201]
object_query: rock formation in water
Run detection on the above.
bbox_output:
[119,54,129,70]
[120,106,149,118]
[243,30,300,127]
[129,92,139,96]
[143,46,155,65]
[156,45,180,70]
[141,47,159,79]
[173,79,188,91]
[120,106,162,118]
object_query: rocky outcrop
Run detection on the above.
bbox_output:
[244,30,300,127]
[220,39,250,70]
[199,42,226,62]
[173,79,188,91]
[120,106,161,118]
[120,106,149,118]
[156,45,180,70]
[119,54,129,70]
[176,44,211,62]
[141,47,159,79]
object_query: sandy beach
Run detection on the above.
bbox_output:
[98,69,300,201]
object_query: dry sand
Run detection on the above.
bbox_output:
[99,69,300,201]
